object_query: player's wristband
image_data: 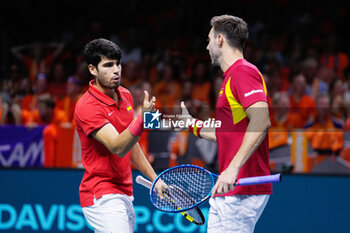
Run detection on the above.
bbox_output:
[128,113,143,137]
[188,119,202,138]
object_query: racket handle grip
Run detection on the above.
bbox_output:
[235,174,281,186]
[136,175,152,189]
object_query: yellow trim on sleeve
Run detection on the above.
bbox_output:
[259,72,268,96]
[193,123,199,137]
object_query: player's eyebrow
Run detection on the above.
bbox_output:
[102,61,117,67]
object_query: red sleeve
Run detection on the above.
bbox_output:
[74,104,109,137]
[232,66,268,110]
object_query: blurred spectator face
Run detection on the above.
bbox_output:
[316,95,330,119]
[207,28,221,66]
[38,102,53,123]
[317,66,335,84]
[292,74,306,95]
[35,74,48,94]
[267,69,281,93]
[302,58,318,84]
[52,63,65,82]
[66,77,81,96]
[331,79,345,97]
[194,63,206,80]
[274,93,290,116]
[124,60,138,81]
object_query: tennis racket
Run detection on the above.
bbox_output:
[150,164,281,213]
[136,175,205,225]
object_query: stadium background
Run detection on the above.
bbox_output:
[1,0,350,232]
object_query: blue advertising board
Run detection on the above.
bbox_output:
[1,169,350,233]
[0,126,45,168]
[0,169,209,233]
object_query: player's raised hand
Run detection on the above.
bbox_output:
[142,91,156,113]
[174,101,194,131]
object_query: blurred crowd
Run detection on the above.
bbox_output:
[0,0,350,171]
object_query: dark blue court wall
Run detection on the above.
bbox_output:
[0,169,349,233]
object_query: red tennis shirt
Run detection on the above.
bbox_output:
[215,59,272,196]
[74,80,135,207]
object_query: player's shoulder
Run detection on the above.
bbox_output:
[75,91,99,112]
[118,86,134,103]
[118,86,132,96]
[235,59,260,74]
[229,60,261,82]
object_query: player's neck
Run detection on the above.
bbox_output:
[220,48,243,73]
[94,82,119,101]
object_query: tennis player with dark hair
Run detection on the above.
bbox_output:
[182,15,272,232]
[74,38,163,233]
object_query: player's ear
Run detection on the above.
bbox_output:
[88,64,98,76]
[217,34,224,47]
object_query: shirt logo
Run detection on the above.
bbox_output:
[108,111,114,116]
[219,88,224,97]
[127,106,132,111]
[143,110,161,129]
[244,89,263,97]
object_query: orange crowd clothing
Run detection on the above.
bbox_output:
[304,115,344,156]
[289,95,316,128]
[21,108,68,126]
[23,55,54,85]
[153,81,181,108]
[56,95,82,122]
[192,82,211,104]
[21,94,37,111]
[170,130,189,167]
[320,52,349,81]
[21,108,69,167]
[269,115,290,150]
[279,66,291,91]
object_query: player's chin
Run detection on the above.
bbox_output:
[110,81,120,88]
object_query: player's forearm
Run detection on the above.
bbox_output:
[130,144,158,181]
[110,130,140,157]
[229,115,270,171]
[199,130,217,142]
[189,118,217,142]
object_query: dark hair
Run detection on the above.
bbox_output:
[83,38,122,68]
[38,94,56,109]
[210,15,248,52]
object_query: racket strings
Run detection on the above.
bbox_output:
[152,166,213,211]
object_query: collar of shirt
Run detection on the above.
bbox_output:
[87,80,122,107]
[223,58,244,77]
